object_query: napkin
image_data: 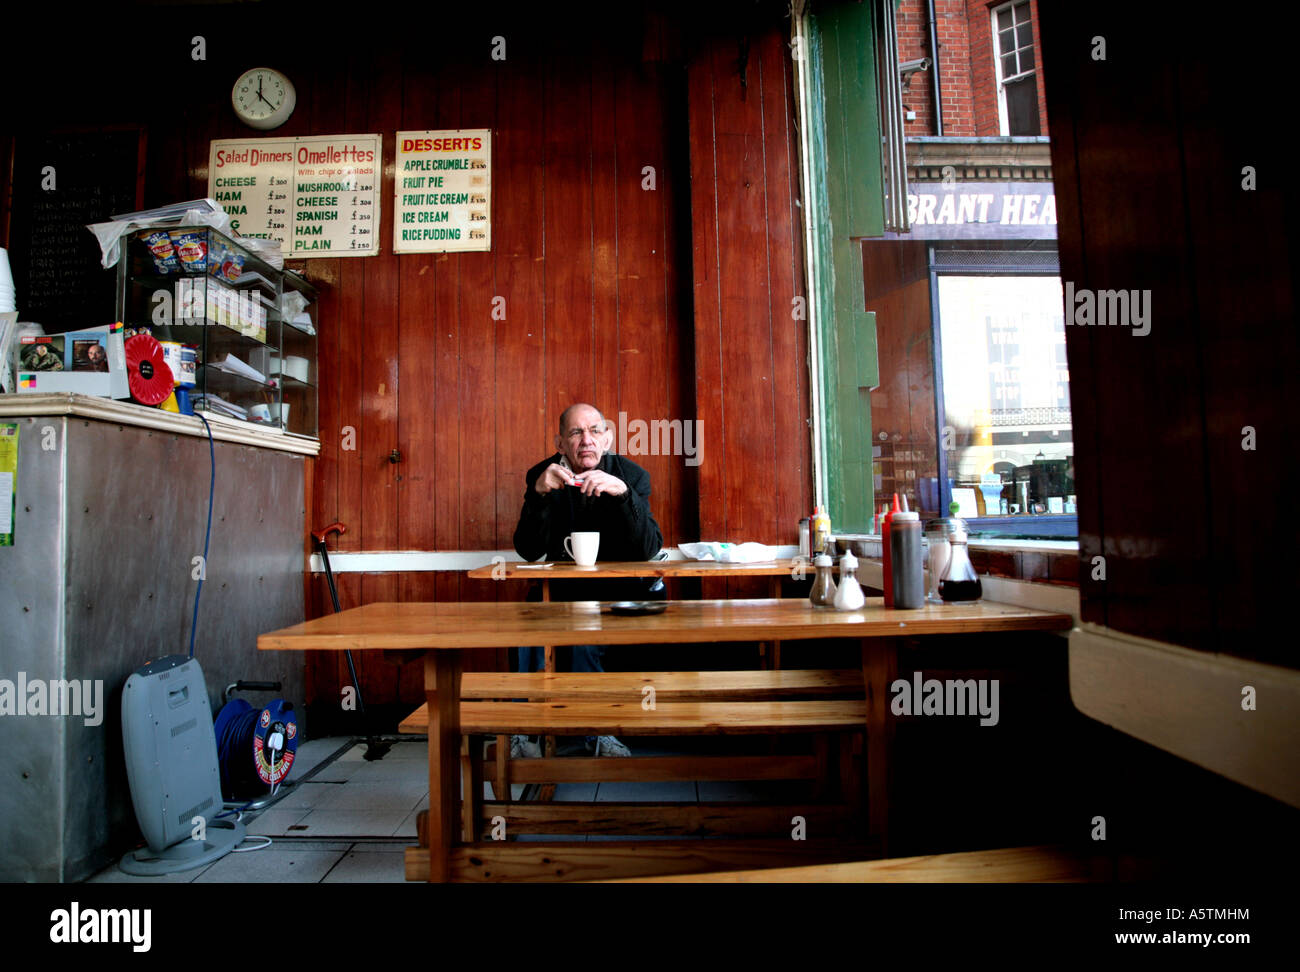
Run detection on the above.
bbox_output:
[677,542,777,563]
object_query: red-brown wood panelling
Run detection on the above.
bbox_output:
[687,13,812,602]
[1038,3,1298,665]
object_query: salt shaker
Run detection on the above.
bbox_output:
[833,550,866,611]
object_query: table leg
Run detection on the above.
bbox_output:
[461,734,482,841]
[540,581,557,800]
[425,650,462,883]
[861,637,899,856]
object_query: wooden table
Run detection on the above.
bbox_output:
[259,597,1071,882]
[466,558,812,669]
[466,558,806,602]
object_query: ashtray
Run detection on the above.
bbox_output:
[607,601,668,615]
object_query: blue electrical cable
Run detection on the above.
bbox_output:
[189,412,215,659]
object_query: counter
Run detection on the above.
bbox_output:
[0,393,314,880]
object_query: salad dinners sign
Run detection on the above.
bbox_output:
[208,134,382,258]
[393,130,491,253]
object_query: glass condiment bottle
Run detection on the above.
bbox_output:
[809,553,837,607]
[938,523,982,602]
[924,501,964,604]
[833,550,865,611]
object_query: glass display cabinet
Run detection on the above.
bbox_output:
[115,225,318,438]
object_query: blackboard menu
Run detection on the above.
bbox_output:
[9,130,142,333]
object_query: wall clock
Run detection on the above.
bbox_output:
[231,68,296,131]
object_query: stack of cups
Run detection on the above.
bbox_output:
[0,250,18,392]
[0,248,15,312]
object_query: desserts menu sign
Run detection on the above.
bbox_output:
[208,134,382,258]
[393,130,491,253]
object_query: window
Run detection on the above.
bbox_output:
[992,1,1039,136]
[933,258,1075,537]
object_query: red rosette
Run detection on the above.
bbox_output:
[125,334,175,405]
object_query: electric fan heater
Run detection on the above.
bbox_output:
[119,654,245,875]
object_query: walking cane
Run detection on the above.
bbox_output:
[312,522,391,761]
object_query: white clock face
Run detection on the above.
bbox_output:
[232,68,295,130]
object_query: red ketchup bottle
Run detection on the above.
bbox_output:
[881,493,901,607]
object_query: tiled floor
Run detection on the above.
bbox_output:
[87,735,788,883]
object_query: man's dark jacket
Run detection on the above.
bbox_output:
[513,452,664,602]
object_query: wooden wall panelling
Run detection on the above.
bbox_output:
[429,69,465,619]
[648,56,688,552]
[661,60,700,550]
[493,32,548,557]
[355,48,406,706]
[397,46,442,564]
[396,45,449,696]
[615,56,676,550]
[687,38,725,558]
[757,25,811,545]
[542,44,598,441]
[1039,4,1213,651]
[590,44,625,485]
[712,29,775,550]
[456,50,504,673]
[1175,40,1297,665]
[301,54,349,706]
[456,66,499,557]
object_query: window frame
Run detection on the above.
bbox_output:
[991,0,1039,136]
[929,245,1077,538]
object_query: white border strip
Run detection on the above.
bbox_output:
[308,545,804,573]
[1069,621,1300,808]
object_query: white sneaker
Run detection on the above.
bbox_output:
[510,734,541,759]
[593,735,632,757]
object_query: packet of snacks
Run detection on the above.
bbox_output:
[169,230,208,271]
[139,230,180,274]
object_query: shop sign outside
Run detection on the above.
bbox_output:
[888,181,1058,240]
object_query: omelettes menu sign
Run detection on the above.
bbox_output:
[208,134,383,258]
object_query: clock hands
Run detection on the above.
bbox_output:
[256,75,275,109]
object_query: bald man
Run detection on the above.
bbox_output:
[512,403,664,757]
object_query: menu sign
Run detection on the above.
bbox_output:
[208,134,382,258]
[393,130,491,253]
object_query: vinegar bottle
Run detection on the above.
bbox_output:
[809,554,837,607]
[938,523,982,602]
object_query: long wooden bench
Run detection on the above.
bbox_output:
[456,669,864,701]
[398,669,867,846]
[594,845,1110,883]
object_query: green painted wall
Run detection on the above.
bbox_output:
[808,0,884,533]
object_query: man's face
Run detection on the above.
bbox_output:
[35,345,48,357]
[87,345,104,363]
[557,406,611,472]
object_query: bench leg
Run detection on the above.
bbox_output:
[862,638,899,856]
[839,732,862,813]
[462,735,483,842]
[812,734,832,800]
[539,642,557,802]
[425,651,462,882]
[495,734,511,803]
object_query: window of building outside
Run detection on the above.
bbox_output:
[935,270,1075,537]
[992,0,1039,136]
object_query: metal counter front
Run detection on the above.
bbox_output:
[0,397,310,881]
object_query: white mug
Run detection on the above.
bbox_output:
[563,532,600,566]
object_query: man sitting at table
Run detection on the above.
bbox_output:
[512,402,665,758]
